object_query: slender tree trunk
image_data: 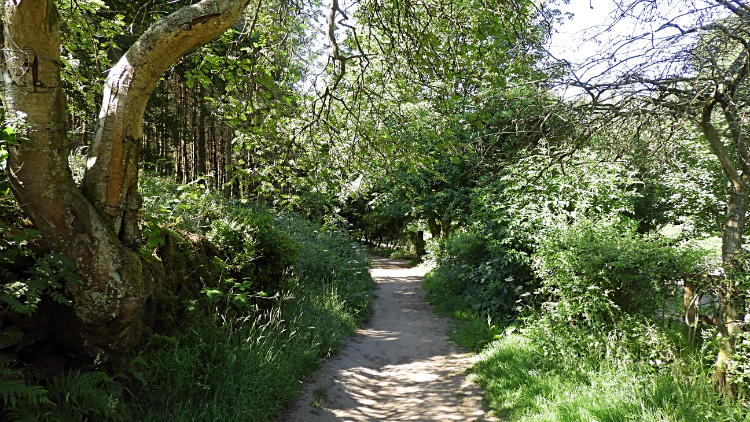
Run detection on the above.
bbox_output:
[189,86,197,181]
[701,92,750,395]
[713,188,747,394]
[207,114,215,190]
[684,275,700,344]
[197,87,207,178]
[440,218,452,238]
[224,126,233,198]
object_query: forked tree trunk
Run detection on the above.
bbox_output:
[2,0,251,360]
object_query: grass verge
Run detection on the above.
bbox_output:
[423,271,749,421]
[470,333,749,422]
[131,278,366,421]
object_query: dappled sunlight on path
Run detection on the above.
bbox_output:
[280,257,496,422]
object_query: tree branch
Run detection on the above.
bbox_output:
[82,0,252,245]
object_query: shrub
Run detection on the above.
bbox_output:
[532,218,705,326]
[389,248,413,260]
[424,231,535,321]
[207,210,298,294]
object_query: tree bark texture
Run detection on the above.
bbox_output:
[698,53,750,394]
[2,0,251,359]
[713,187,747,394]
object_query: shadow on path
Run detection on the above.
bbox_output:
[279,257,496,422]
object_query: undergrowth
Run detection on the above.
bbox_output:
[364,243,417,261]
[470,332,748,422]
[128,174,376,421]
[0,172,375,421]
[423,219,750,421]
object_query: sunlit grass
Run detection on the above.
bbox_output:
[124,173,375,421]
[470,333,749,422]
[132,276,367,421]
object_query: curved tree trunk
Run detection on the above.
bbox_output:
[2,0,250,360]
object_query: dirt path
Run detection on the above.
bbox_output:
[280,257,496,422]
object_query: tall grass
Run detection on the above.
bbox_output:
[132,281,363,421]
[470,333,748,422]
[124,174,376,421]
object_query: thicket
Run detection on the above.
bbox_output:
[421,137,750,418]
[0,165,375,421]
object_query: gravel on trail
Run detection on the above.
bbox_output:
[279,256,497,422]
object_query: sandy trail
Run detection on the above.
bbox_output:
[280,257,496,422]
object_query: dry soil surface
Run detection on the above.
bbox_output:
[279,256,497,422]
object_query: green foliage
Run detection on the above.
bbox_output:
[0,380,51,414]
[533,218,706,326]
[620,125,726,237]
[0,126,16,176]
[472,150,639,248]
[127,173,375,420]
[731,331,750,395]
[129,223,373,421]
[0,171,373,421]
[469,333,747,422]
[415,129,740,417]
[0,225,81,315]
[365,244,396,258]
[207,211,298,295]
[388,248,413,260]
[139,175,299,307]
[1,367,127,422]
[310,386,327,412]
[424,232,534,323]
[276,215,375,320]
[362,243,415,260]
[1,108,22,199]
[0,226,36,267]
[44,370,128,421]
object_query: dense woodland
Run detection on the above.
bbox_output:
[1,0,750,420]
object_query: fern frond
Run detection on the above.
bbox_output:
[0,380,50,408]
[45,370,128,421]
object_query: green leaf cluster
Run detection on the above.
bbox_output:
[1,367,127,422]
[0,226,81,316]
[533,218,706,326]
[424,231,535,323]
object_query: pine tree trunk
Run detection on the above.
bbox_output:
[224,126,233,198]
[198,87,207,177]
